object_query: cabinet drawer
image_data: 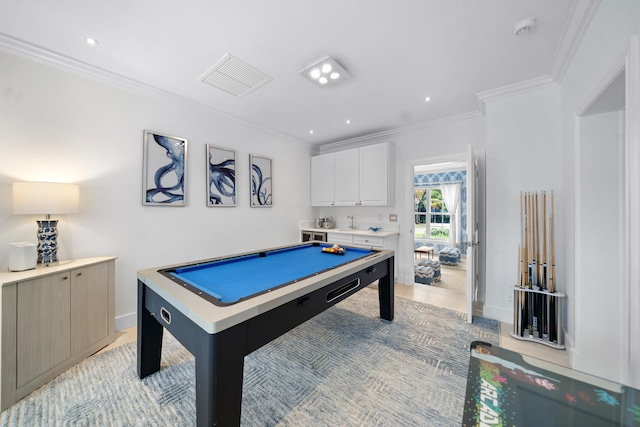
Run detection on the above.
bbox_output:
[353,235,384,248]
[327,233,353,244]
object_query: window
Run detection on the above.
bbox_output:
[414,188,450,240]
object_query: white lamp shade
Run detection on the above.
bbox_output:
[12,182,80,215]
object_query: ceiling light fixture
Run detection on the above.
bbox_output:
[425,96,431,102]
[85,37,99,46]
[300,56,349,88]
[513,17,537,36]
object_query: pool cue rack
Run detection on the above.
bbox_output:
[511,191,565,349]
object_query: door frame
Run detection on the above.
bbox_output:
[572,35,639,386]
[404,152,474,316]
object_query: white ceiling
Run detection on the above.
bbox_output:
[0,0,597,145]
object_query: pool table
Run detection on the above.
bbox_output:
[137,242,394,427]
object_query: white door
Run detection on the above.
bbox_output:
[466,145,479,323]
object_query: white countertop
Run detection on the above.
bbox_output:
[301,227,399,238]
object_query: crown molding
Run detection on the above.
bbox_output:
[548,0,601,83]
[476,75,557,113]
[319,111,483,152]
[0,32,303,144]
[475,0,600,114]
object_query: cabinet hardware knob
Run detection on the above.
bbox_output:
[76,272,82,276]
[62,276,68,280]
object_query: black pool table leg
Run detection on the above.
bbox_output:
[378,258,395,321]
[194,326,247,427]
[137,281,164,378]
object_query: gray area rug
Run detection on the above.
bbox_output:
[0,288,498,426]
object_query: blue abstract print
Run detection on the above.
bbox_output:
[250,156,272,206]
[146,134,186,204]
[208,151,236,206]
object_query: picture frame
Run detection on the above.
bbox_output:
[142,130,188,206]
[206,145,236,207]
[250,154,272,207]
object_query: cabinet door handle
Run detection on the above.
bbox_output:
[61,276,69,280]
[76,272,82,277]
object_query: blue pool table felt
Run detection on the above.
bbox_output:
[171,244,373,303]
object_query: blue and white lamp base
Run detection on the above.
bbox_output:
[36,220,59,264]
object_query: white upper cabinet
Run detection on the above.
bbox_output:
[334,148,359,205]
[311,142,394,207]
[310,153,335,206]
[358,143,392,205]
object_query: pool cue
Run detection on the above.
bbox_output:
[516,245,521,334]
[542,191,549,340]
[548,191,556,341]
[526,192,534,335]
[549,191,555,293]
[531,193,540,287]
[520,192,527,336]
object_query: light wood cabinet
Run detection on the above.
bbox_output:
[311,142,394,207]
[16,272,71,388]
[70,262,111,354]
[0,257,116,410]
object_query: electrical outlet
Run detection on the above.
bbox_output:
[389,214,398,222]
[506,292,513,304]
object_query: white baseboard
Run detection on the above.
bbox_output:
[115,312,137,331]
[564,330,576,367]
[481,303,513,324]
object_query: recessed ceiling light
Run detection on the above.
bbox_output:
[318,77,328,84]
[85,37,99,46]
[309,130,314,134]
[346,119,351,124]
[425,96,431,102]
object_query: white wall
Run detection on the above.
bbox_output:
[0,51,314,329]
[576,111,623,380]
[484,86,562,322]
[559,0,640,383]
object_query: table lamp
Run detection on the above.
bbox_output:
[12,181,80,265]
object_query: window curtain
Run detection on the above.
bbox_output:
[440,183,461,248]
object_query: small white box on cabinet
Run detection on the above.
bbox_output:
[9,242,37,271]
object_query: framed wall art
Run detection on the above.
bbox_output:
[206,145,236,206]
[250,154,272,207]
[142,130,188,206]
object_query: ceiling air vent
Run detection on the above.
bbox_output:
[198,54,272,98]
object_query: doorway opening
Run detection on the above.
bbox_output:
[405,159,468,315]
